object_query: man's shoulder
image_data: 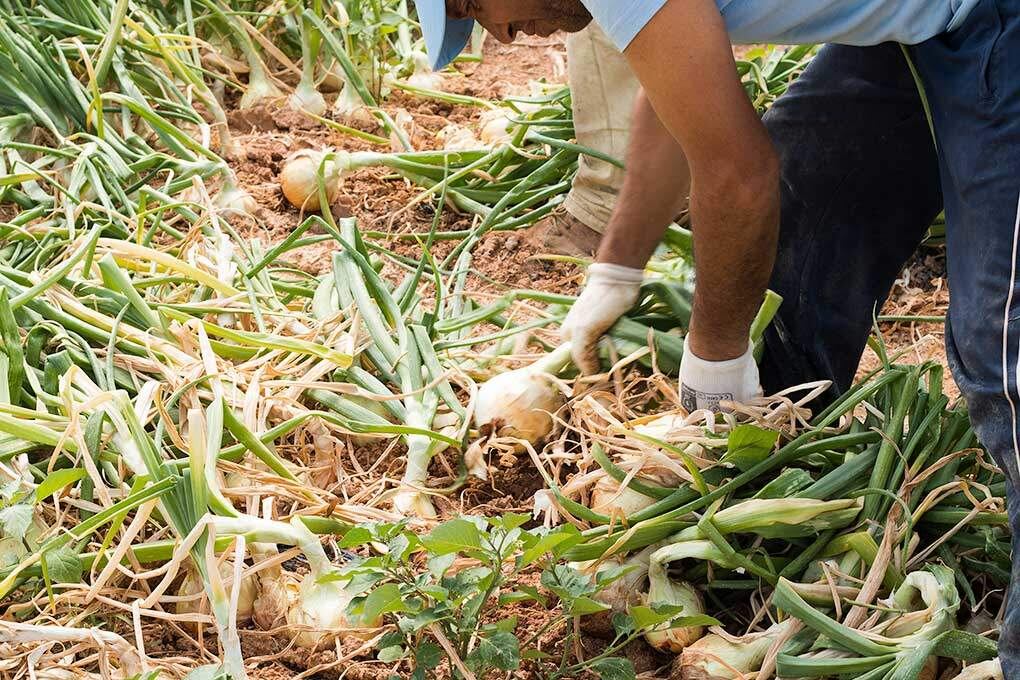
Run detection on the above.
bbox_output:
[580,0,669,51]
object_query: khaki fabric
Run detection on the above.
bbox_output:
[563,23,640,233]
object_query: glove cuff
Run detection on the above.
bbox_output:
[679,337,758,412]
[588,262,645,285]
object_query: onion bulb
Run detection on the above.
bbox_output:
[950,660,1004,680]
[405,50,444,91]
[216,181,257,216]
[334,82,376,126]
[280,149,347,212]
[175,561,256,623]
[644,577,706,652]
[285,572,360,650]
[474,344,573,446]
[478,109,513,145]
[254,563,377,650]
[289,81,328,116]
[590,476,659,518]
[674,621,793,680]
[239,71,283,110]
[437,123,482,151]
[571,547,656,638]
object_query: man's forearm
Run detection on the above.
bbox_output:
[596,90,689,269]
[687,163,779,360]
[617,0,781,362]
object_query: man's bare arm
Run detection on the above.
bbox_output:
[597,90,690,270]
[621,0,780,362]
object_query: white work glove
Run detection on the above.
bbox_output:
[562,263,644,374]
[679,336,762,413]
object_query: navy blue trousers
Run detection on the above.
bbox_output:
[757,0,1020,668]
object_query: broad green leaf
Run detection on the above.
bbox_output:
[339,526,373,548]
[499,588,545,607]
[720,424,780,471]
[595,563,638,587]
[387,532,415,561]
[629,605,681,630]
[377,631,405,649]
[541,564,596,600]
[492,513,531,531]
[467,631,520,672]
[358,583,406,624]
[427,552,456,579]
[398,608,448,633]
[415,642,444,670]
[630,605,719,632]
[522,649,553,661]
[0,504,33,539]
[421,518,484,556]
[0,536,28,568]
[490,617,518,633]
[520,527,583,568]
[42,546,83,584]
[568,596,611,616]
[612,613,636,638]
[591,657,636,680]
[36,468,86,502]
[377,645,405,663]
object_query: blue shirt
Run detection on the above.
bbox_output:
[581,0,980,51]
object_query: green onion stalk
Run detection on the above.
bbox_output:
[774,567,997,679]
[309,218,466,518]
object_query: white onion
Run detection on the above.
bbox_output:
[405,50,444,91]
[333,82,375,126]
[644,578,706,652]
[175,561,256,623]
[474,344,573,446]
[285,572,358,650]
[437,124,482,151]
[589,476,659,518]
[676,621,793,680]
[239,73,283,110]
[950,660,1004,680]
[215,183,257,216]
[280,149,347,212]
[288,81,328,116]
[478,109,513,145]
[407,71,444,91]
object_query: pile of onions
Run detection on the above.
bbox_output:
[280,149,348,212]
[473,344,573,446]
[211,516,381,650]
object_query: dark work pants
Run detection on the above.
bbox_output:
[757,0,1020,670]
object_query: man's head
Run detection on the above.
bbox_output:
[416,0,592,69]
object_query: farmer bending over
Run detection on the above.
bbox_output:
[413,0,1020,671]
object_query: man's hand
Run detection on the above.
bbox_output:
[561,263,644,374]
[679,337,761,413]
